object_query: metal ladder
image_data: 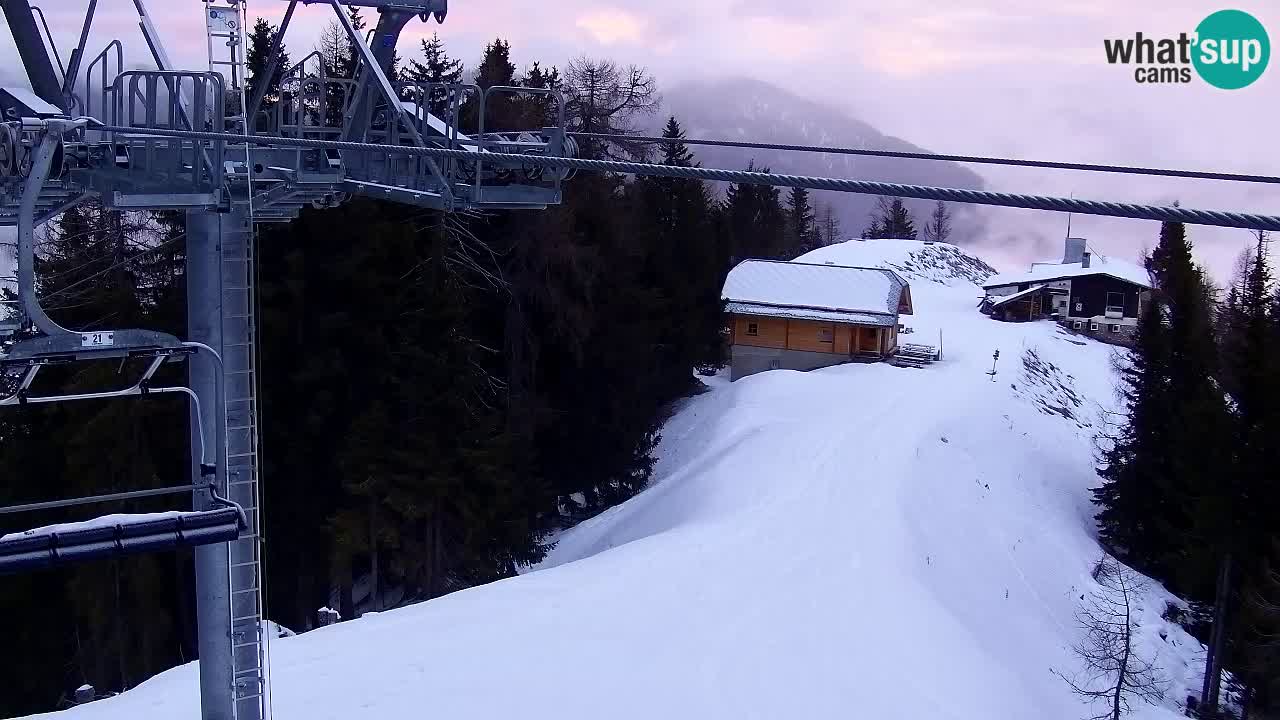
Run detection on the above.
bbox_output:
[204,0,251,134]
[222,209,267,720]
[205,3,268,719]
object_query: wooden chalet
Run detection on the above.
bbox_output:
[722,260,914,381]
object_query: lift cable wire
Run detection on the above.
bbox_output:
[38,231,188,304]
[96,125,1280,232]
[569,132,1280,186]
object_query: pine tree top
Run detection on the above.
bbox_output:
[660,117,695,167]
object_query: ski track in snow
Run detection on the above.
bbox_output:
[22,240,1207,720]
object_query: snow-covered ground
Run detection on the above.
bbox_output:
[22,240,1207,720]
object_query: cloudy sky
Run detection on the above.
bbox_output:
[3,0,1278,280]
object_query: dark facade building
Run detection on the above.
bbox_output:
[981,238,1153,346]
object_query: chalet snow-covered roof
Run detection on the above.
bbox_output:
[983,256,1151,290]
[723,302,899,327]
[722,260,910,324]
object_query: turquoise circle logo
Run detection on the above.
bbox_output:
[1193,10,1270,89]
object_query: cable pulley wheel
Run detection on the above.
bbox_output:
[15,138,32,179]
[0,125,16,179]
[521,149,545,183]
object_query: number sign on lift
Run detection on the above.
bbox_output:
[81,332,114,348]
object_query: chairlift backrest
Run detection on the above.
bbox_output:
[0,507,244,575]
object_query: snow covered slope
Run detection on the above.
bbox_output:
[24,240,1206,720]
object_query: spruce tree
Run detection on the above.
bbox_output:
[246,17,290,120]
[1094,288,1177,570]
[862,196,917,240]
[1,203,193,713]
[1225,233,1274,552]
[405,32,464,117]
[724,162,787,260]
[633,117,723,385]
[881,197,917,240]
[786,187,817,256]
[518,62,561,128]
[1095,222,1231,596]
[474,38,515,88]
[1238,538,1280,715]
[465,38,518,130]
[1223,233,1280,711]
[338,8,365,80]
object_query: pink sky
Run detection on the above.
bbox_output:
[4,0,1278,279]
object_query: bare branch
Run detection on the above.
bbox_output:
[1057,556,1166,720]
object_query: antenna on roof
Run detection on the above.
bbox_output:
[1065,191,1074,239]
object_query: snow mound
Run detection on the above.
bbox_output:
[798,239,998,287]
[23,240,1208,720]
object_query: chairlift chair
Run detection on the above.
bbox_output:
[0,506,246,575]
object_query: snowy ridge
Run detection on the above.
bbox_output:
[27,240,1207,720]
[800,238,998,288]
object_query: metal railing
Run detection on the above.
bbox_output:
[107,70,226,192]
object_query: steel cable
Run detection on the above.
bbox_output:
[96,125,1280,232]
[568,132,1280,186]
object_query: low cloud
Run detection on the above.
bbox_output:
[3,0,1276,280]
[575,9,648,46]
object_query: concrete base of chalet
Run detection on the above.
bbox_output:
[1058,319,1137,347]
[730,345,864,381]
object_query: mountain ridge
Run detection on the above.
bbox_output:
[655,77,990,244]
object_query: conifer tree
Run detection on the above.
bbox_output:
[246,17,290,120]
[724,162,787,260]
[1238,538,1280,715]
[463,38,519,130]
[786,187,817,256]
[405,32,464,116]
[1224,232,1274,551]
[1094,221,1230,596]
[865,196,917,240]
[338,8,365,80]
[633,117,723,386]
[1222,233,1280,713]
[474,37,515,88]
[1094,286,1176,570]
[1,202,193,713]
[518,62,561,128]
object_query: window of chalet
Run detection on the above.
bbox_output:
[818,328,834,343]
[1106,292,1125,315]
[862,327,878,343]
[746,322,759,336]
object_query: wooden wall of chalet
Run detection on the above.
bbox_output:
[731,316,894,356]
[835,325,852,355]
[732,316,788,348]
[788,320,838,352]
